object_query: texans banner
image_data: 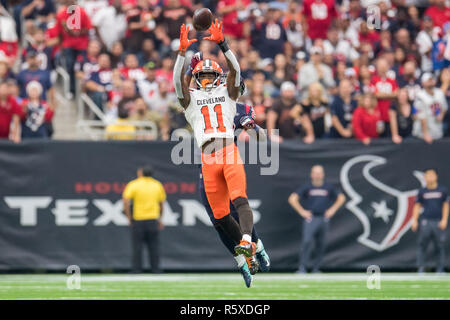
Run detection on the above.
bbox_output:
[0,139,449,271]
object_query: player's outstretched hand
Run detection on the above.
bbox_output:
[179,24,197,52]
[203,19,224,43]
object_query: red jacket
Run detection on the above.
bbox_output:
[370,75,398,122]
[0,96,21,138]
[56,6,92,50]
[303,0,337,40]
[424,5,450,29]
[352,107,381,140]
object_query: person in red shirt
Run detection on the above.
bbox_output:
[217,0,251,39]
[352,93,384,145]
[302,0,337,40]
[119,54,146,82]
[155,56,174,92]
[359,20,381,51]
[424,0,450,29]
[0,82,22,143]
[370,57,398,129]
[45,20,61,60]
[55,0,92,94]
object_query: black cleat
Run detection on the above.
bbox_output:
[246,256,259,275]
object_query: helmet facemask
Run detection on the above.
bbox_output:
[195,71,221,91]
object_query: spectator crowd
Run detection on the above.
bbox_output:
[0,0,449,144]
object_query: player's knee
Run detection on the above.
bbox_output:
[213,222,222,232]
[215,213,232,226]
[214,210,230,220]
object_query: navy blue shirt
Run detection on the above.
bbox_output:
[253,22,287,59]
[295,182,339,216]
[417,185,449,220]
[21,0,55,19]
[89,69,113,90]
[17,69,52,100]
[22,46,54,71]
[329,95,357,138]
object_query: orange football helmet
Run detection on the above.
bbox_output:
[192,59,223,90]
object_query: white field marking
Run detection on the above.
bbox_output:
[1,273,450,283]
[11,296,449,301]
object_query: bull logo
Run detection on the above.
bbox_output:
[340,155,425,251]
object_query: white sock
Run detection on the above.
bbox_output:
[242,234,252,243]
[256,239,263,253]
[234,254,246,268]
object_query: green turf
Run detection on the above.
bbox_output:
[0,273,449,300]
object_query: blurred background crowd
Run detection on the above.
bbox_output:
[0,0,449,143]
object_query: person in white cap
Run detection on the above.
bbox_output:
[21,80,54,139]
[266,81,314,143]
[298,46,335,97]
[413,73,448,143]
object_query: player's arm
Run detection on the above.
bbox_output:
[158,201,164,230]
[288,193,312,221]
[10,114,21,143]
[122,197,132,225]
[411,188,423,233]
[174,24,197,110]
[440,200,449,230]
[411,203,421,232]
[389,108,401,143]
[325,193,346,219]
[203,19,240,100]
[158,185,166,231]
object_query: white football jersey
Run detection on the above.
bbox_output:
[413,88,448,140]
[184,84,236,148]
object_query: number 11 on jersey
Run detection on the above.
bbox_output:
[201,104,226,133]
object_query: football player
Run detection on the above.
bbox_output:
[183,52,271,287]
[173,20,260,277]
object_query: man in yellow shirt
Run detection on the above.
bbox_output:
[105,108,136,140]
[123,165,166,273]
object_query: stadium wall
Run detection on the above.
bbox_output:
[0,139,449,271]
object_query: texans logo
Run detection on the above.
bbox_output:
[340,155,425,252]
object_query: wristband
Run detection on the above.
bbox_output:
[218,40,230,53]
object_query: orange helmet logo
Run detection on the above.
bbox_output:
[193,59,223,75]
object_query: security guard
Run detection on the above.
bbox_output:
[288,165,346,273]
[411,169,449,274]
[123,165,166,273]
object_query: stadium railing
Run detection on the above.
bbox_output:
[72,79,158,140]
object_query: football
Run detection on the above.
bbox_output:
[193,8,213,31]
